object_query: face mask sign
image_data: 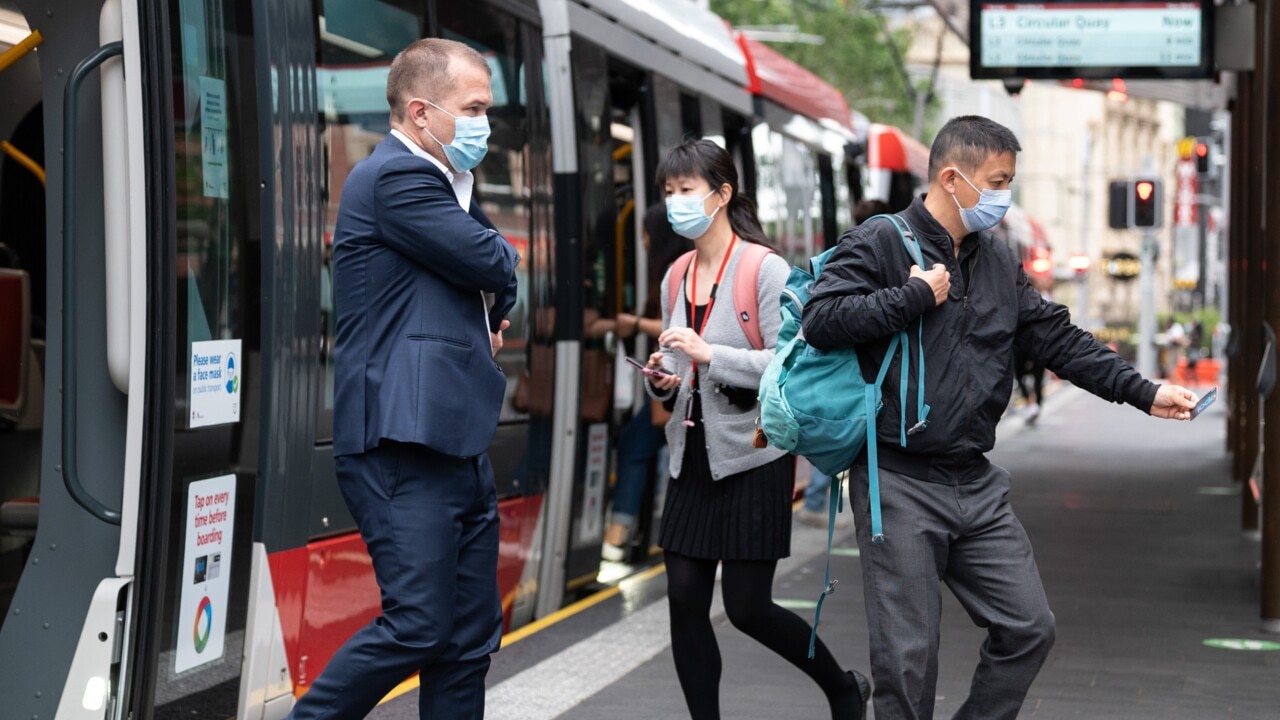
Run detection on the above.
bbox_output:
[420,98,490,172]
[949,168,1011,233]
[666,188,721,240]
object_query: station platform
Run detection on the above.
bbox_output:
[370,378,1277,719]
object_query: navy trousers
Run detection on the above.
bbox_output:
[850,463,1056,720]
[288,442,502,720]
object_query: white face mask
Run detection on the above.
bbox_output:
[420,99,490,172]
[665,189,720,239]
[950,168,1012,233]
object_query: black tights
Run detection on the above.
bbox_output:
[665,551,860,720]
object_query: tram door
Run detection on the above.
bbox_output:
[557,45,656,593]
[0,0,152,716]
[118,0,265,716]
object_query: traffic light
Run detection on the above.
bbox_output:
[1130,178,1162,229]
[1195,140,1211,175]
[1108,180,1129,229]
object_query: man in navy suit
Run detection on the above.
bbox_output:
[288,38,519,720]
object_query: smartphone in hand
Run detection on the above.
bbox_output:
[624,355,670,378]
[1189,387,1217,420]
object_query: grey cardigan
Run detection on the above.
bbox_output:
[647,242,790,480]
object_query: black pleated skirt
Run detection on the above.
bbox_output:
[658,421,795,561]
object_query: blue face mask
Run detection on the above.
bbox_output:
[666,189,720,240]
[423,99,490,172]
[950,168,1012,233]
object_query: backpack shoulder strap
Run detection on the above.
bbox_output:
[666,250,696,319]
[875,214,932,439]
[733,242,773,351]
[876,213,924,266]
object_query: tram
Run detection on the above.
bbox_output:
[862,121,931,211]
[0,0,866,717]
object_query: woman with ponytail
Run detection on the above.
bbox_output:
[644,138,870,719]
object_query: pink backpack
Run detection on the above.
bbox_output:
[665,243,772,351]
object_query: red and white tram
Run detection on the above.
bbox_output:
[0,0,867,717]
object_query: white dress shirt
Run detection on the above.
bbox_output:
[389,128,494,337]
[390,128,473,212]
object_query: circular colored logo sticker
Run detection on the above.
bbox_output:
[193,596,213,653]
[224,352,240,394]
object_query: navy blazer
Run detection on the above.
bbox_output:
[332,135,519,458]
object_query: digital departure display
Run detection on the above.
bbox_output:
[970,2,1214,80]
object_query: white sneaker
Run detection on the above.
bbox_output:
[600,543,625,562]
[1025,403,1040,425]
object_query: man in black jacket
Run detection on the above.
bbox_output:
[802,115,1197,720]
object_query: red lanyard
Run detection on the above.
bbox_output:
[688,234,737,382]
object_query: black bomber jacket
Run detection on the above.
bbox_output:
[802,196,1159,484]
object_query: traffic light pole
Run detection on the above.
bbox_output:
[1137,228,1157,379]
[1078,131,1092,326]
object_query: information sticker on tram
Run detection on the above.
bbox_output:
[175,474,236,673]
[190,339,243,428]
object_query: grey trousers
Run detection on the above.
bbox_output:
[849,463,1056,720]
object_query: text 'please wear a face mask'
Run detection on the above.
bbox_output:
[950,168,1011,233]
[422,99,490,173]
[666,189,721,240]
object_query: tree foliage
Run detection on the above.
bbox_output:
[711,0,930,134]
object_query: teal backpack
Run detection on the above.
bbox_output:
[755,214,930,655]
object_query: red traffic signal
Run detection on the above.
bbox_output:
[1130,178,1161,228]
[1195,141,1211,175]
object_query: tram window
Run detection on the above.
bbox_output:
[172,0,256,426]
[320,0,420,64]
[315,0,429,441]
[752,123,820,264]
[437,3,531,412]
[699,96,724,148]
[817,153,839,251]
[833,156,852,232]
[678,92,703,141]
[723,110,752,200]
[651,74,684,158]
[887,172,916,213]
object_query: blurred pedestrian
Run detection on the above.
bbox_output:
[853,198,892,224]
[602,202,691,559]
[1012,288,1051,425]
[646,139,870,720]
[803,115,1198,720]
[1012,346,1044,425]
[289,39,519,720]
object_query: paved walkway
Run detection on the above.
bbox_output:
[374,379,1278,718]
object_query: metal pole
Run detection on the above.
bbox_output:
[1137,228,1157,378]
[1196,186,1209,313]
[1259,0,1280,635]
[1078,131,1091,324]
[1217,110,1231,346]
